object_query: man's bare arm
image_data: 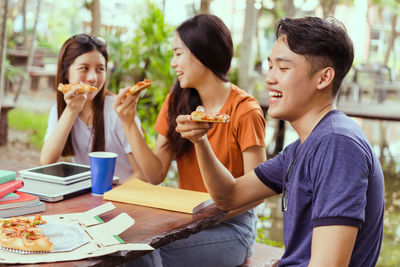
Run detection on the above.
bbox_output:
[194,139,276,210]
[308,225,358,267]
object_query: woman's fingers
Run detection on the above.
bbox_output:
[176,115,213,129]
[176,115,213,144]
[179,128,209,139]
[176,114,192,124]
[114,87,135,108]
[114,88,140,124]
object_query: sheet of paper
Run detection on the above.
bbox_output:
[104,178,211,214]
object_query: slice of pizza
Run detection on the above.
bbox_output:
[126,79,152,96]
[58,82,98,93]
[191,106,230,123]
[0,215,53,252]
[0,215,46,228]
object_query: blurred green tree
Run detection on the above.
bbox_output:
[105,0,175,147]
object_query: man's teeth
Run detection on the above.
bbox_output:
[269,91,282,97]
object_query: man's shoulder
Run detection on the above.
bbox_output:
[312,110,367,144]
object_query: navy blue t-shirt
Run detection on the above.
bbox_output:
[255,110,384,266]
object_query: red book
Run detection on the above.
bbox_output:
[0,180,24,198]
[0,191,39,210]
[0,193,20,202]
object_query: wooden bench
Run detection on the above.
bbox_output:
[242,243,284,267]
[28,66,56,91]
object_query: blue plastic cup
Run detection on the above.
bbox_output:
[89,152,117,195]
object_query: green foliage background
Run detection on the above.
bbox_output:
[7,109,48,151]
[104,2,175,147]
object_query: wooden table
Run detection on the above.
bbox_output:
[1,161,228,266]
[27,194,227,266]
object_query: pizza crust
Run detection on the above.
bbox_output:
[0,235,53,252]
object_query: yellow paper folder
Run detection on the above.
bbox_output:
[104,178,211,214]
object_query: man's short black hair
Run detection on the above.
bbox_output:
[276,17,354,96]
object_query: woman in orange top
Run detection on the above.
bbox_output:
[114,14,266,267]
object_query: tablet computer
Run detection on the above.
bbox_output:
[19,162,91,185]
[18,175,120,202]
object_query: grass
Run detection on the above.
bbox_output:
[7,108,49,150]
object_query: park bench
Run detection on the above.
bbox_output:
[339,64,400,103]
[28,65,56,91]
[7,48,57,92]
[337,64,400,121]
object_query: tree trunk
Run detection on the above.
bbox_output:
[255,8,261,66]
[365,1,373,63]
[284,0,297,18]
[0,0,10,145]
[200,0,211,14]
[13,0,42,103]
[91,0,101,36]
[22,0,27,48]
[162,0,166,17]
[0,0,9,106]
[273,120,285,156]
[238,0,258,92]
[383,14,398,66]
[320,0,338,18]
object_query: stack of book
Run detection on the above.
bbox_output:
[0,170,45,218]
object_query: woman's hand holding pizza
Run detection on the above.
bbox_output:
[63,85,88,115]
[113,86,140,125]
[114,79,151,124]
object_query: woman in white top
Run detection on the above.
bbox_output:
[41,34,143,181]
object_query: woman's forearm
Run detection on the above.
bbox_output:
[121,122,168,184]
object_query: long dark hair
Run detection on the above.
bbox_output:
[55,34,109,156]
[166,14,233,158]
[275,17,354,96]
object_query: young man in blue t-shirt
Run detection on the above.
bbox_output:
[176,16,384,266]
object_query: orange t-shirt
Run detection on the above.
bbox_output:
[154,84,266,192]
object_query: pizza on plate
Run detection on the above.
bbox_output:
[57,82,98,93]
[126,79,152,96]
[0,215,53,252]
[191,106,230,123]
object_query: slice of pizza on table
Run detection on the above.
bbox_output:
[191,106,230,123]
[0,215,53,252]
[57,82,98,93]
